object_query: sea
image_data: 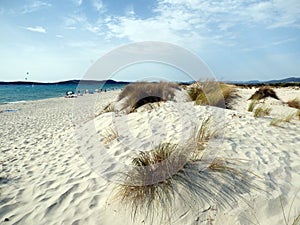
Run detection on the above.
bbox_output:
[0,82,127,105]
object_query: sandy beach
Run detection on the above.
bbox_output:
[0,86,300,225]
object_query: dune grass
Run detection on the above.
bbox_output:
[188,81,237,109]
[270,113,295,126]
[249,86,280,101]
[292,214,300,225]
[270,118,284,127]
[102,102,115,113]
[297,110,300,121]
[117,82,179,113]
[287,98,300,109]
[280,194,300,225]
[114,118,260,224]
[248,100,258,112]
[102,126,119,144]
[254,106,272,118]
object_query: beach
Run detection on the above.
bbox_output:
[0,86,300,225]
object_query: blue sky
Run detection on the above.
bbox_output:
[1,0,300,82]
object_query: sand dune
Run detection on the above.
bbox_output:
[0,87,299,225]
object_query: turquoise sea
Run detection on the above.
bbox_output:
[0,82,127,105]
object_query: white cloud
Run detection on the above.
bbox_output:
[66,26,77,30]
[56,34,63,38]
[24,26,47,33]
[102,0,300,49]
[22,1,51,14]
[125,5,135,16]
[63,14,86,30]
[64,13,105,34]
[93,0,105,12]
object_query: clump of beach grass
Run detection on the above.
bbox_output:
[270,118,284,127]
[270,113,295,126]
[113,119,261,224]
[192,117,216,159]
[249,86,280,100]
[287,98,300,109]
[297,110,300,120]
[188,81,237,109]
[248,100,258,112]
[254,106,271,118]
[102,126,119,144]
[284,114,295,123]
[117,82,179,113]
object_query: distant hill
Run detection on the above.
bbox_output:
[0,79,130,85]
[262,77,300,84]
[229,77,300,84]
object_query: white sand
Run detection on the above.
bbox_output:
[0,87,299,225]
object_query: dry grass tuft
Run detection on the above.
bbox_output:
[102,126,119,144]
[254,106,271,118]
[270,118,284,127]
[118,82,179,112]
[188,81,237,109]
[270,113,295,126]
[249,86,280,101]
[193,117,215,159]
[114,119,261,223]
[284,114,295,123]
[248,100,258,112]
[297,110,300,121]
[287,98,300,109]
[280,193,300,225]
[102,102,115,113]
[292,213,300,225]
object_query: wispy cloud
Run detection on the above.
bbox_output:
[22,1,51,14]
[64,13,104,34]
[103,0,300,46]
[92,0,105,12]
[242,37,297,52]
[125,5,135,16]
[24,26,47,33]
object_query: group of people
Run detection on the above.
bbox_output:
[65,88,109,98]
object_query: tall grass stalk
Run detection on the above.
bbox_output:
[248,100,258,112]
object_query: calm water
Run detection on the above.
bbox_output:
[0,83,127,104]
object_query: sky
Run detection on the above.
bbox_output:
[0,0,300,82]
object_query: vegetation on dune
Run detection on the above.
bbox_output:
[249,86,280,101]
[248,100,258,112]
[188,81,237,109]
[280,194,300,225]
[234,82,300,88]
[102,126,119,144]
[254,106,272,118]
[270,114,295,127]
[113,118,261,224]
[102,102,115,113]
[287,98,300,109]
[117,82,179,113]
